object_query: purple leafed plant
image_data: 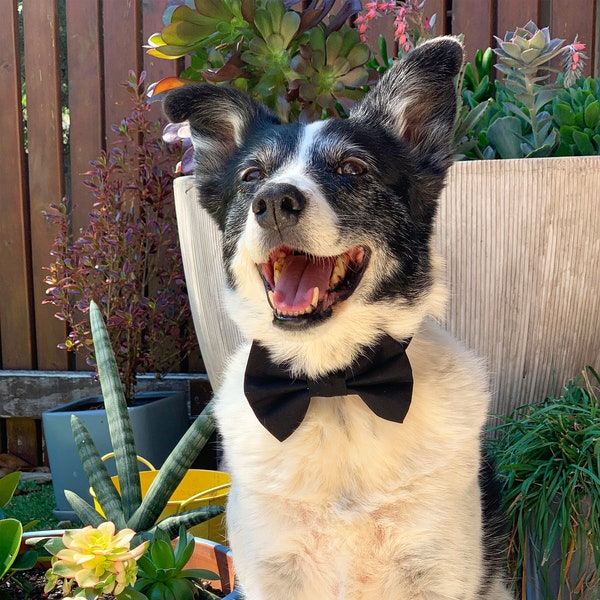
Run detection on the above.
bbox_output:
[44,71,198,404]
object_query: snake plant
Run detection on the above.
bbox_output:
[65,300,221,542]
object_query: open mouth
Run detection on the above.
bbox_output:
[258,244,369,326]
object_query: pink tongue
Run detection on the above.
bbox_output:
[272,255,334,312]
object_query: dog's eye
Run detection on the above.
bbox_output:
[242,168,265,182]
[336,159,367,176]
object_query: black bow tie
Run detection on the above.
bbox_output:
[243,335,413,441]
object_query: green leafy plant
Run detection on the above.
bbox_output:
[134,525,220,600]
[44,522,148,599]
[461,47,495,106]
[148,0,370,123]
[0,472,40,599]
[64,300,221,543]
[552,76,600,155]
[43,71,198,404]
[490,367,600,599]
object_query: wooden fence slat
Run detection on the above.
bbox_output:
[551,0,595,77]
[496,0,541,41]
[452,0,494,63]
[142,0,180,121]
[66,0,104,238]
[22,0,68,371]
[0,0,35,370]
[102,0,143,147]
[426,0,447,36]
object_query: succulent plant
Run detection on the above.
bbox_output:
[64,301,221,543]
[485,21,587,158]
[44,522,148,599]
[460,21,589,160]
[288,26,370,120]
[552,76,600,155]
[134,526,219,600]
[461,47,495,107]
[147,0,368,122]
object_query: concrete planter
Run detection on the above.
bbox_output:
[42,390,189,521]
[435,156,600,416]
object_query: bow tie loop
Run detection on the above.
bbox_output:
[244,335,413,441]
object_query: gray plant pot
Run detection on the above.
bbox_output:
[524,501,598,600]
[42,390,189,522]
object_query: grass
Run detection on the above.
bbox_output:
[3,480,61,531]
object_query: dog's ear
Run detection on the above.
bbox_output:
[350,36,463,175]
[163,84,280,174]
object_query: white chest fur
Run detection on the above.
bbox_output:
[212,321,510,599]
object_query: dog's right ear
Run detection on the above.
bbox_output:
[163,84,280,174]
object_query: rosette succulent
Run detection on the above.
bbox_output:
[288,26,370,121]
[44,522,148,599]
[147,0,369,122]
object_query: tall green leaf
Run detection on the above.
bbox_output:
[89,300,143,520]
[69,415,126,529]
[128,406,216,532]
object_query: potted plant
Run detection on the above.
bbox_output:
[31,300,237,599]
[40,524,237,599]
[42,71,199,521]
[0,472,40,599]
[490,367,600,599]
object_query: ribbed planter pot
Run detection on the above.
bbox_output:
[174,176,244,390]
[434,156,600,416]
[42,391,189,521]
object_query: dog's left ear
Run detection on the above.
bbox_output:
[163,84,279,175]
[350,36,463,175]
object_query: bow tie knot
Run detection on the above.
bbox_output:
[244,335,414,441]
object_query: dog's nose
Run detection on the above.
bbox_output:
[252,184,306,230]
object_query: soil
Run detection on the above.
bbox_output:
[0,569,227,599]
[0,568,81,599]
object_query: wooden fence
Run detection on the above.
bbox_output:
[0,0,598,465]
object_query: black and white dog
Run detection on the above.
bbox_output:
[165,37,512,600]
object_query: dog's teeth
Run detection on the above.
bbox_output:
[268,290,275,307]
[273,253,286,284]
[329,256,346,288]
[311,287,319,309]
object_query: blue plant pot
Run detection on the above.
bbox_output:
[42,390,189,521]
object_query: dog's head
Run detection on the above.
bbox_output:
[164,37,462,376]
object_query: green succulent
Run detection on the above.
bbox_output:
[148,0,370,122]
[461,47,494,107]
[552,76,600,155]
[65,301,222,545]
[460,21,588,160]
[134,526,220,600]
[147,0,250,59]
[288,26,369,120]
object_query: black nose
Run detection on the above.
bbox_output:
[252,184,306,230]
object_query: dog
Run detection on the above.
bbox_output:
[164,36,512,600]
